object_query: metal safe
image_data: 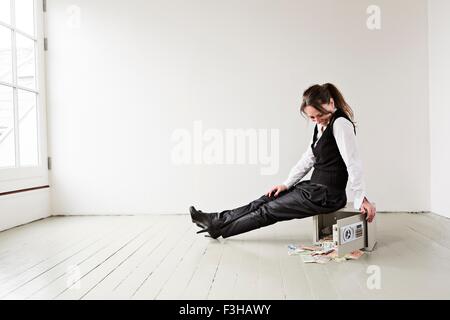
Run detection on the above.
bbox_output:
[312,202,377,257]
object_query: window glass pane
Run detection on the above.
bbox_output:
[16,33,36,89]
[0,25,12,84]
[0,0,11,25]
[15,0,35,36]
[18,89,38,166]
[0,85,15,168]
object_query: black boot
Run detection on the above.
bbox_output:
[189,206,219,227]
[189,206,222,239]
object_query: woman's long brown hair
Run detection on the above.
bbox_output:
[300,83,355,124]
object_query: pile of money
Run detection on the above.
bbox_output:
[287,242,365,264]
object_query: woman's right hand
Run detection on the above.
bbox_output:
[266,184,288,198]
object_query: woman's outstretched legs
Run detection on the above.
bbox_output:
[218,185,346,238]
[191,182,346,239]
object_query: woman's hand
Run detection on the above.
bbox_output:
[266,185,288,198]
[360,197,376,223]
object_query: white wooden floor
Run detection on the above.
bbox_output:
[0,212,450,300]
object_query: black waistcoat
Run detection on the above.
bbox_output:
[309,109,356,192]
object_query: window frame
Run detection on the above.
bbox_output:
[0,0,48,193]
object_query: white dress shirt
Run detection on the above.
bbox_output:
[282,115,367,210]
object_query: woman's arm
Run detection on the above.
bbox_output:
[282,142,316,189]
[333,118,375,221]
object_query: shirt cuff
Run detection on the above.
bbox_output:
[354,191,366,210]
[282,180,295,189]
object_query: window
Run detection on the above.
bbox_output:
[0,0,48,192]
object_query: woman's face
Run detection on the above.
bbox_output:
[303,99,335,125]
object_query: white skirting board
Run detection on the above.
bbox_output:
[0,189,50,233]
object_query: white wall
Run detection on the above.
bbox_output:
[429,0,450,218]
[46,0,430,215]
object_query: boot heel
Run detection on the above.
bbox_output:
[196,227,220,239]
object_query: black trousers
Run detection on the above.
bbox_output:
[217,180,347,238]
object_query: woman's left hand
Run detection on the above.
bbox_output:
[360,198,376,223]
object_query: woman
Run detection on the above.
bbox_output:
[190,83,376,239]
